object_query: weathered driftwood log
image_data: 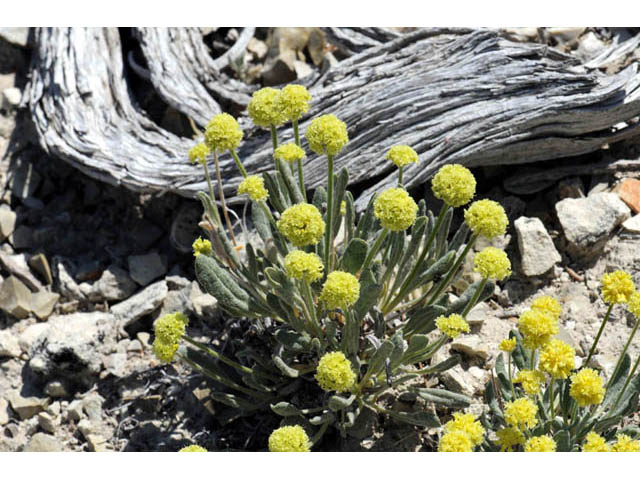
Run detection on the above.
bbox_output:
[27,27,640,210]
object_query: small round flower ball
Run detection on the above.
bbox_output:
[192,237,212,257]
[436,314,470,339]
[204,113,243,153]
[464,199,508,238]
[315,351,357,393]
[386,145,419,168]
[444,412,485,447]
[530,295,562,320]
[539,339,575,379]
[504,397,538,430]
[517,309,558,350]
[628,291,640,318]
[513,369,546,396]
[237,175,269,202]
[179,445,207,452]
[524,435,556,452]
[438,430,473,452]
[277,203,325,247]
[248,87,286,127]
[582,432,610,452]
[431,164,476,207]
[153,312,188,363]
[268,425,311,452]
[274,143,306,163]
[305,114,349,156]
[473,247,511,280]
[499,338,517,353]
[495,427,525,452]
[284,250,324,284]
[319,271,360,310]
[276,84,312,122]
[570,368,605,407]
[373,187,418,232]
[600,270,636,305]
[613,434,640,452]
[188,143,209,165]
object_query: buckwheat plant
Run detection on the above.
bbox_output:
[157,84,513,451]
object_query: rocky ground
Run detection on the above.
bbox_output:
[1,27,640,452]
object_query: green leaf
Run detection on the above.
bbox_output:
[403,305,447,336]
[435,207,453,258]
[411,250,456,291]
[309,413,335,426]
[420,354,461,374]
[401,334,430,365]
[331,168,349,235]
[554,429,571,452]
[210,392,259,410]
[263,171,288,213]
[388,410,440,428]
[328,394,356,412]
[341,312,361,357]
[355,193,378,241]
[510,330,530,371]
[447,279,496,317]
[413,388,472,408]
[602,353,631,408]
[272,355,299,378]
[354,283,383,322]
[364,340,395,379]
[449,222,470,254]
[275,157,304,205]
[341,238,368,274]
[271,402,302,417]
[195,254,251,316]
[344,191,356,242]
[275,329,312,352]
[312,186,327,212]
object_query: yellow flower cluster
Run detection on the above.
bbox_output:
[152,312,188,363]
[436,314,470,339]
[513,369,546,396]
[237,175,269,202]
[504,397,538,430]
[499,338,517,353]
[431,164,476,207]
[340,200,346,216]
[315,351,356,393]
[443,413,485,447]
[274,143,306,163]
[539,339,575,379]
[473,247,511,280]
[530,295,562,319]
[305,114,349,156]
[517,309,558,350]
[204,113,243,153]
[613,434,640,452]
[179,445,207,452]
[192,237,212,257]
[524,435,556,452]
[438,430,473,452]
[570,368,605,407]
[248,87,286,127]
[495,427,525,451]
[386,145,419,168]
[464,199,508,238]
[601,270,635,305]
[268,425,311,452]
[276,84,312,122]
[277,203,325,247]
[188,143,209,165]
[373,187,418,232]
[284,250,324,284]
[582,432,610,452]
[628,291,640,318]
[320,271,360,310]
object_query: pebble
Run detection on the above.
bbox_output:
[89,264,137,302]
[66,400,85,422]
[439,365,480,397]
[30,290,60,320]
[1,87,21,110]
[0,251,43,290]
[103,353,128,378]
[28,253,53,285]
[18,322,49,353]
[0,27,30,48]
[622,214,640,233]
[0,275,32,318]
[128,252,167,287]
[450,334,490,362]
[0,205,17,241]
[23,432,63,452]
[111,280,168,328]
[6,390,50,420]
[0,398,10,425]
[614,178,640,213]
[37,412,58,434]
[0,330,21,358]
[514,216,561,276]
[189,282,218,318]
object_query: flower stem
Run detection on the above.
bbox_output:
[324,154,334,272]
[461,277,487,317]
[398,166,403,187]
[213,149,237,246]
[230,149,249,178]
[270,124,278,152]
[201,160,222,228]
[585,303,614,366]
[292,120,306,201]
[613,352,640,408]
[607,318,639,389]
[362,229,389,271]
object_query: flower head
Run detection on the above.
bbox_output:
[600,270,635,305]
[517,309,558,350]
[436,314,470,339]
[570,368,605,407]
[192,237,212,257]
[204,113,243,153]
[274,143,306,163]
[373,187,418,232]
[277,203,325,247]
[613,434,640,452]
[582,432,610,452]
[524,435,556,452]
[499,338,517,353]
[315,351,356,393]
[188,143,209,165]
[432,164,476,207]
[444,413,485,447]
[268,425,311,452]
[464,199,508,238]
[179,445,207,452]
[513,370,546,396]
[495,427,525,452]
[153,312,188,363]
[530,295,562,319]
[320,271,360,310]
[237,175,269,202]
[628,291,640,318]
[438,430,473,452]
[284,250,324,284]
[276,85,311,122]
[305,114,348,156]
[473,247,511,280]
[504,398,538,430]
[248,87,286,127]
[539,339,575,379]
[340,200,346,216]
[386,145,419,168]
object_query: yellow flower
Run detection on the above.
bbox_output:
[436,314,470,339]
[386,145,419,168]
[504,397,538,430]
[431,164,476,207]
[320,271,360,310]
[192,237,212,257]
[248,87,286,127]
[204,113,243,153]
[473,247,511,280]
[530,295,562,319]
[340,200,346,216]
[268,425,311,452]
[237,175,269,202]
[277,203,325,247]
[570,368,605,408]
[628,291,640,318]
[499,338,517,353]
[524,435,556,452]
[582,432,610,452]
[513,370,546,396]
[495,427,525,451]
[315,351,357,393]
[517,309,558,350]
[152,312,188,363]
[188,143,209,165]
[284,250,324,284]
[438,430,474,452]
[464,199,508,238]
[613,434,640,452]
[444,412,485,447]
[179,445,207,452]
[276,84,311,122]
[274,143,306,163]
[305,114,349,156]
[600,270,636,305]
[539,339,575,379]
[373,187,418,232]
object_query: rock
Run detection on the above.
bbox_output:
[129,219,164,251]
[556,193,631,256]
[0,205,17,241]
[293,59,314,79]
[44,381,69,398]
[1,87,21,111]
[439,365,481,397]
[622,214,640,233]
[128,252,166,286]
[23,433,63,452]
[54,258,85,300]
[28,253,53,285]
[589,354,617,381]
[307,28,327,66]
[556,177,584,200]
[31,290,60,320]
[466,302,496,327]
[514,216,561,276]
[450,334,490,362]
[576,31,607,60]
[9,157,41,200]
[6,390,49,420]
[37,412,58,434]
[546,27,585,46]
[66,400,85,422]
[501,28,539,42]
[103,353,127,378]
[136,332,151,349]
[557,324,583,356]
[0,28,30,48]
[82,393,104,422]
[86,433,110,452]
[10,224,33,249]
[159,288,192,318]
[189,282,218,318]
[0,276,32,318]
[18,322,49,353]
[614,178,640,213]
[169,203,202,254]
[0,252,42,291]
[262,28,311,85]
[0,398,9,425]
[247,37,268,60]
[127,339,142,352]
[111,280,168,328]
[0,330,21,357]
[89,265,137,302]
[166,274,191,290]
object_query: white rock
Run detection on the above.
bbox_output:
[450,334,490,362]
[0,330,21,357]
[0,397,10,425]
[1,87,21,110]
[514,216,562,276]
[111,280,168,328]
[189,282,218,318]
[0,27,30,47]
[18,323,50,353]
[90,265,137,302]
[128,252,166,286]
[622,214,640,233]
